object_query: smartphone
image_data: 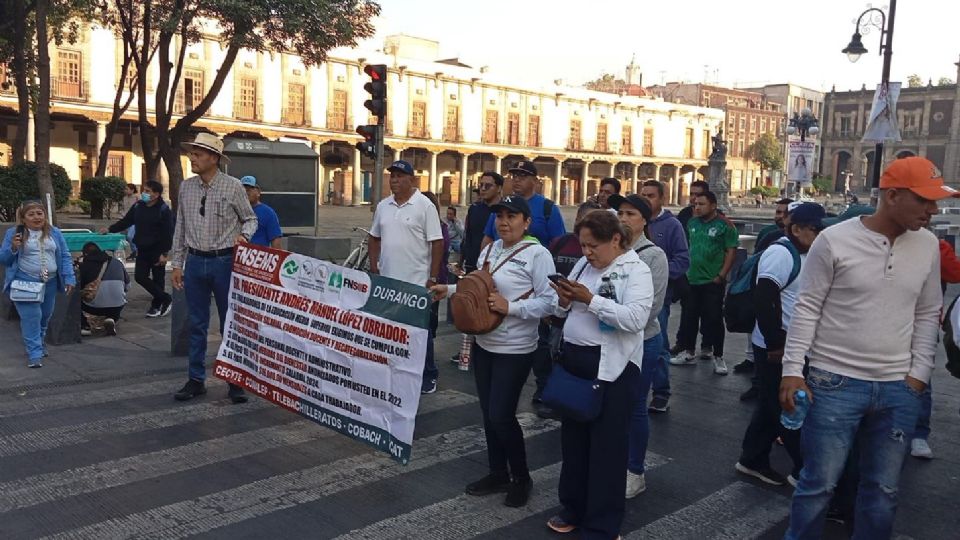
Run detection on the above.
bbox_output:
[15,224,25,239]
[547,273,569,285]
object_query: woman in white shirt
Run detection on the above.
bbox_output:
[546,210,654,539]
[431,195,557,508]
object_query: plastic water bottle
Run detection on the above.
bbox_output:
[597,277,617,332]
[781,390,810,430]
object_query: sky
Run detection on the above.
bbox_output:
[360,0,960,93]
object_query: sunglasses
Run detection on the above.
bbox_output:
[199,195,207,217]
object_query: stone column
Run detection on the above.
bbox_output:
[631,162,640,194]
[429,151,439,194]
[494,155,503,174]
[580,161,591,203]
[95,121,107,174]
[352,147,363,206]
[673,166,681,204]
[554,160,563,203]
[608,162,615,178]
[459,153,471,205]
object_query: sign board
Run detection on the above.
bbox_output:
[862,82,902,143]
[214,243,430,464]
[788,140,815,187]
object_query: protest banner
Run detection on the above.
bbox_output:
[214,243,430,464]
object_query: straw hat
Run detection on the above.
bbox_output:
[180,133,230,163]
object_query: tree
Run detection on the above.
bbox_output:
[907,74,923,88]
[938,77,955,86]
[584,72,628,94]
[33,0,55,222]
[103,0,379,204]
[746,132,783,184]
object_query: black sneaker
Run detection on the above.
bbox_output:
[159,300,173,317]
[534,402,561,420]
[228,384,249,404]
[175,379,207,401]
[465,473,511,496]
[735,462,786,485]
[146,307,161,318]
[739,386,759,401]
[450,352,461,364]
[504,477,533,507]
[668,344,684,356]
[733,359,755,374]
[648,395,670,413]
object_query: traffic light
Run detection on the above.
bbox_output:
[356,125,377,159]
[363,64,387,121]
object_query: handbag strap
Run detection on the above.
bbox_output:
[94,261,109,282]
[490,242,536,275]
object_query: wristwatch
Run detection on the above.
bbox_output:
[427,276,439,284]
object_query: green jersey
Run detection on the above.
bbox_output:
[686,215,739,285]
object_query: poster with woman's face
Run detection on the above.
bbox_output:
[788,141,815,186]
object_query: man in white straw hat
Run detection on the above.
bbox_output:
[170,132,258,403]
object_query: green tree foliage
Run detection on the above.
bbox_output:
[812,175,834,195]
[907,74,923,88]
[746,133,784,172]
[79,176,126,219]
[584,73,629,94]
[0,161,73,220]
[938,77,955,86]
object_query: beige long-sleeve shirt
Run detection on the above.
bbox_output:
[782,218,941,384]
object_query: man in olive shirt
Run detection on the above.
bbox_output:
[671,191,738,375]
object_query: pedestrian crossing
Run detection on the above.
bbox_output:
[0,372,928,539]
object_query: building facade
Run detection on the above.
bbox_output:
[0,30,723,206]
[819,60,960,192]
[746,83,825,185]
[648,83,786,194]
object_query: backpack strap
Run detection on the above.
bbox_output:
[543,198,555,221]
[635,244,654,254]
[550,233,575,258]
[490,242,536,275]
[771,238,802,290]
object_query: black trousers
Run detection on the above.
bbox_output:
[135,247,171,310]
[739,344,802,476]
[472,344,534,480]
[558,343,639,540]
[676,282,726,357]
[531,321,552,393]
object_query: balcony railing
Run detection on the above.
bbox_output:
[407,124,428,139]
[326,114,350,132]
[282,107,310,126]
[482,132,500,145]
[51,78,88,101]
[595,142,608,153]
[567,138,582,151]
[443,127,463,142]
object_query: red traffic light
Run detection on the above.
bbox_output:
[357,125,376,140]
[364,64,387,82]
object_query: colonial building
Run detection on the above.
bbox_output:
[745,83,825,184]
[648,83,785,194]
[0,31,723,206]
[819,58,960,192]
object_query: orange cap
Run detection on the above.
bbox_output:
[880,156,959,200]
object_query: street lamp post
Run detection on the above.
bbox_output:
[786,108,819,196]
[841,0,897,204]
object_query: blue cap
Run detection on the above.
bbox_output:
[240,175,258,188]
[789,202,826,230]
[387,160,415,176]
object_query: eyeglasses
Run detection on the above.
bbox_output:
[199,195,207,217]
[478,183,497,190]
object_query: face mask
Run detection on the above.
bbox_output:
[141,193,151,203]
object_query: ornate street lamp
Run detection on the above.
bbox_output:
[786,108,820,142]
[842,1,897,203]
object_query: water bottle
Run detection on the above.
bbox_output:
[780,390,810,430]
[597,277,617,332]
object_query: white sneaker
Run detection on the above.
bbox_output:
[787,474,798,488]
[625,471,646,498]
[698,347,713,361]
[713,356,728,375]
[669,351,697,366]
[910,438,933,459]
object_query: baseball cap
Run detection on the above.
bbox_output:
[508,161,538,177]
[240,175,258,188]
[786,201,803,214]
[490,195,531,217]
[387,160,415,176]
[880,156,959,200]
[788,202,826,230]
[607,194,652,222]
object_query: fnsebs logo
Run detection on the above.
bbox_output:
[329,271,370,294]
[282,259,300,276]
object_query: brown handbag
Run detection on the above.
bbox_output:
[450,243,535,335]
[81,261,109,303]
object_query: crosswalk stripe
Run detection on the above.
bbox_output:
[0,376,214,418]
[333,453,671,539]
[41,413,558,540]
[622,481,790,540]
[0,389,477,514]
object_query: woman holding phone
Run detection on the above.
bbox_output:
[546,210,653,539]
[431,195,557,508]
[1,200,76,367]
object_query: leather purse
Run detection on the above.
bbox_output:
[541,363,605,423]
[10,280,45,303]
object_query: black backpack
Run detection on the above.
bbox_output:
[724,238,801,333]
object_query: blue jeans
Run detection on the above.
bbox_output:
[183,254,232,382]
[652,303,671,399]
[915,382,932,440]
[785,367,923,540]
[12,271,59,361]
[627,333,662,474]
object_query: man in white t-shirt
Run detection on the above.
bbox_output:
[368,159,444,393]
[735,203,825,487]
